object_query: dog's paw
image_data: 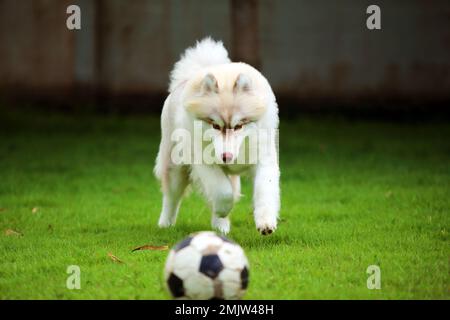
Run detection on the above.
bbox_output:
[254,210,277,236]
[258,226,275,236]
[158,220,174,228]
[158,215,175,228]
[212,216,230,235]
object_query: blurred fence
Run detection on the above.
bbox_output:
[0,0,449,110]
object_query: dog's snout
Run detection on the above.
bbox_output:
[221,152,233,163]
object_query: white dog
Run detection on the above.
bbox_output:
[154,38,280,235]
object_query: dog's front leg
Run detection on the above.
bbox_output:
[191,165,234,234]
[252,162,280,235]
[158,165,189,228]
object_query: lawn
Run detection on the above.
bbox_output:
[0,110,448,299]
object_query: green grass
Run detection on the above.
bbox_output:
[0,110,448,299]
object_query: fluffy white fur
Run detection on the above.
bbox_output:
[155,38,280,235]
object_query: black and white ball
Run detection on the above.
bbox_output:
[164,231,249,299]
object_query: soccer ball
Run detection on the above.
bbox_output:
[164,231,249,299]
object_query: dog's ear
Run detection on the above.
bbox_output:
[234,73,252,93]
[201,73,219,94]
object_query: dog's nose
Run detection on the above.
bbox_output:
[221,152,233,163]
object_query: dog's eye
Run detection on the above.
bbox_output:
[212,123,221,130]
[234,124,243,130]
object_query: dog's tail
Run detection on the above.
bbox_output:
[169,37,230,92]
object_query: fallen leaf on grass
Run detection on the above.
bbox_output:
[4,229,23,237]
[108,252,124,263]
[131,244,169,252]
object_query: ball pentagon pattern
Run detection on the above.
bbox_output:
[164,231,249,299]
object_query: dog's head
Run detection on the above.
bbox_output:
[184,69,266,164]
